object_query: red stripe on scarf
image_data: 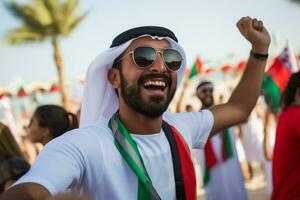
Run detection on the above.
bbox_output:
[170,125,196,200]
[204,139,218,168]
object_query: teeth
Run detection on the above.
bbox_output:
[143,81,166,87]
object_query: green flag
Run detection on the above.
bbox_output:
[188,57,202,79]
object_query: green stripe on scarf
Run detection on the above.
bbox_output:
[203,129,234,186]
[109,113,161,200]
[203,162,210,186]
[222,129,234,160]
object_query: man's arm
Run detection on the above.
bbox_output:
[0,183,51,200]
[1,184,94,200]
[209,17,271,136]
[1,130,87,200]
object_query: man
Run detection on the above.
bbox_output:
[196,81,248,200]
[1,17,270,200]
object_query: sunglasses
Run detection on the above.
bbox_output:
[201,88,213,93]
[197,87,213,94]
[117,46,183,72]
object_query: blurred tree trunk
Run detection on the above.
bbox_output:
[52,38,69,110]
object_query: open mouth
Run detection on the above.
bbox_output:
[142,80,167,91]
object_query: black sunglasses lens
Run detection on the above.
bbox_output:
[133,47,156,68]
[163,49,182,71]
[202,89,213,93]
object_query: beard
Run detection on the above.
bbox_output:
[201,96,214,108]
[119,69,176,118]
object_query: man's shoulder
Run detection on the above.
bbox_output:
[73,122,111,135]
[48,122,113,147]
[163,109,213,124]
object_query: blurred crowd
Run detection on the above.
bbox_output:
[1,69,300,200]
[0,104,79,195]
[174,77,277,200]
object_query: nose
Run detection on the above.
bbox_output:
[148,52,167,73]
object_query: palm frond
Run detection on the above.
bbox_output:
[4,1,47,35]
[42,0,65,35]
[42,0,59,22]
[66,11,88,35]
[4,27,46,45]
[4,0,87,40]
[60,0,79,33]
[61,0,79,17]
[44,0,87,36]
[291,0,300,4]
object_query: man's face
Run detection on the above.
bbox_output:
[117,37,178,117]
[197,87,214,108]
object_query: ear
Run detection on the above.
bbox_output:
[108,68,120,89]
[42,128,51,137]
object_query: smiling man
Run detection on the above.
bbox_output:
[196,81,247,200]
[1,17,270,200]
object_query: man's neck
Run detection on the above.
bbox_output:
[118,107,163,135]
[201,104,213,109]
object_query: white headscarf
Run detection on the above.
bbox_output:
[80,35,187,127]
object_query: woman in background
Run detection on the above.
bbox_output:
[0,123,30,194]
[0,157,30,194]
[272,72,300,200]
[0,122,25,161]
[25,105,79,146]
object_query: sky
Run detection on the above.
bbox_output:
[1,0,300,88]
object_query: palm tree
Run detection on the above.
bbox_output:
[4,0,87,110]
[291,0,300,5]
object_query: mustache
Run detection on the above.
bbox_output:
[138,73,172,86]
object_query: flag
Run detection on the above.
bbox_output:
[188,57,202,79]
[49,83,60,92]
[262,42,299,113]
[203,129,233,185]
[221,65,234,73]
[237,60,247,71]
[17,87,27,98]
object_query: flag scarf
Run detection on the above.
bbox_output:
[109,113,160,200]
[188,57,202,79]
[109,113,196,200]
[262,45,299,113]
[203,129,233,185]
[166,123,197,200]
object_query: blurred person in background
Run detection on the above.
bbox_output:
[238,97,265,181]
[0,122,25,161]
[196,81,248,200]
[0,157,30,194]
[272,71,300,200]
[263,105,277,196]
[19,135,41,165]
[0,123,30,195]
[25,105,79,146]
[175,80,195,113]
